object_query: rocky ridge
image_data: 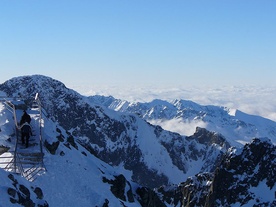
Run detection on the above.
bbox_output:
[178,138,276,207]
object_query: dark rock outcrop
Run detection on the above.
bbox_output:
[188,127,230,149]
[44,140,60,155]
[7,174,48,207]
[156,185,183,206]
[206,138,276,206]
[136,187,167,207]
[103,174,134,203]
[180,172,213,207]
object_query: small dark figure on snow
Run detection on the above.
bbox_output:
[20,122,32,148]
[20,110,31,126]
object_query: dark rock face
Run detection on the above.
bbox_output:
[7,174,48,207]
[136,187,167,207]
[173,138,276,207]
[188,127,231,149]
[186,127,231,173]
[44,140,60,155]
[103,174,135,203]
[205,138,276,206]
[156,185,183,206]
[180,172,213,207]
[102,173,170,207]
[0,145,9,155]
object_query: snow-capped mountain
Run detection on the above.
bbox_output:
[0,75,229,188]
[0,75,275,206]
[88,95,276,146]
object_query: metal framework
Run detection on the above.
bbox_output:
[0,94,46,181]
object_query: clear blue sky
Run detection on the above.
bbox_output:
[0,1,275,88]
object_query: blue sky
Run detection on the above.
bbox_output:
[0,1,276,88]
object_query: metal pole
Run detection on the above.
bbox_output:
[11,102,19,173]
[35,93,44,167]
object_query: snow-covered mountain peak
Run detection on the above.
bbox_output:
[2,75,67,94]
[171,99,203,111]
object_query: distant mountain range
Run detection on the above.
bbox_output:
[88,94,276,147]
[0,75,275,206]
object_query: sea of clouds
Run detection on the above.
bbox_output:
[73,84,276,122]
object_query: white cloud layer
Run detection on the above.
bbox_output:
[72,84,276,122]
[149,118,208,136]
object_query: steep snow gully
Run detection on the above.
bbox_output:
[0,75,275,207]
